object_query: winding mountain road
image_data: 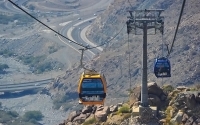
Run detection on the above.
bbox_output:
[0,79,53,93]
[0,0,111,93]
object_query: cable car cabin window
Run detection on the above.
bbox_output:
[155,62,170,68]
[80,78,105,102]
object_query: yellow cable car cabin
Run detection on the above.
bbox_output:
[78,70,107,105]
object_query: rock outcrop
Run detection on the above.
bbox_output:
[59,84,200,125]
[130,82,167,109]
[160,86,200,125]
[62,104,121,125]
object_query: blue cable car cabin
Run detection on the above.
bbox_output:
[78,71,107,105]
[154,57,171,78]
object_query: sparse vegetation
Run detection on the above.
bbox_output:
[36,62,54,73]
[48,46,58,54]
[122,113,131,121]
[118,105,131,113]
[27,5,35,10]
[18,55,56,73]
[0,14,34,25]
[162,85,174,94]
[0,63,9,74]
[18,55,45,66]
[0,110,40,125]
[7,111,19,118]
[190,84,200,91]
[165,106,173,123]
[0,49,14,57]
[23,111,44,122]
[53,94,73,111]
[83,117,96,125]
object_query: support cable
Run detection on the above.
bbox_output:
[166,0,186,58]
[79,48,95,71]
[7,0,84,47]
[7,0,125,50]
[88,23,126,49]
[161,33,164,57]
[161,33,164,86]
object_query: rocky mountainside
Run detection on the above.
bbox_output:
[50,0,200,109]
[58,83,200,125]
[86,0,200,90]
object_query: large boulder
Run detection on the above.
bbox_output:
[177,86,188,91]
[109,105,118,113]
[67,110,81,122]
[95,106,110,122]
[170,110,184,124]
[73,113,90,124]
[185,116,197,125]
[195,92,200,103]
[148,94,161,108]
[193,118,200,125]
[148,82,165,97]
[92,106,97,114]
[182,113,189,123]
[95,111,108,122]
[96,105,104,111]
[82,105,93,114]
[185,94,197,109]
[171,91,200,110]
[129,82,167,109]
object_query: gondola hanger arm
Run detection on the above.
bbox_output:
[79,48,95,72]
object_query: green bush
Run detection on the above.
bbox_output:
[0,112,13,123]
[0,63,9,73]
[118,106,130,113]
[53,94,72,110]
[28,119,38,124]
[0,49,14,57]
[36,62,54,73]
[83,117,96,125]
[53,95,75,111]
[23,111,44,121]
[0,110,39,125]
[7,111,19,117]
[18,55,56,73]
[165,106,173,124]
[162,84,174,94]
[18,55,45,66]
[53,94,70,103]
[28,5,35,10]
[48,46,58,54]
